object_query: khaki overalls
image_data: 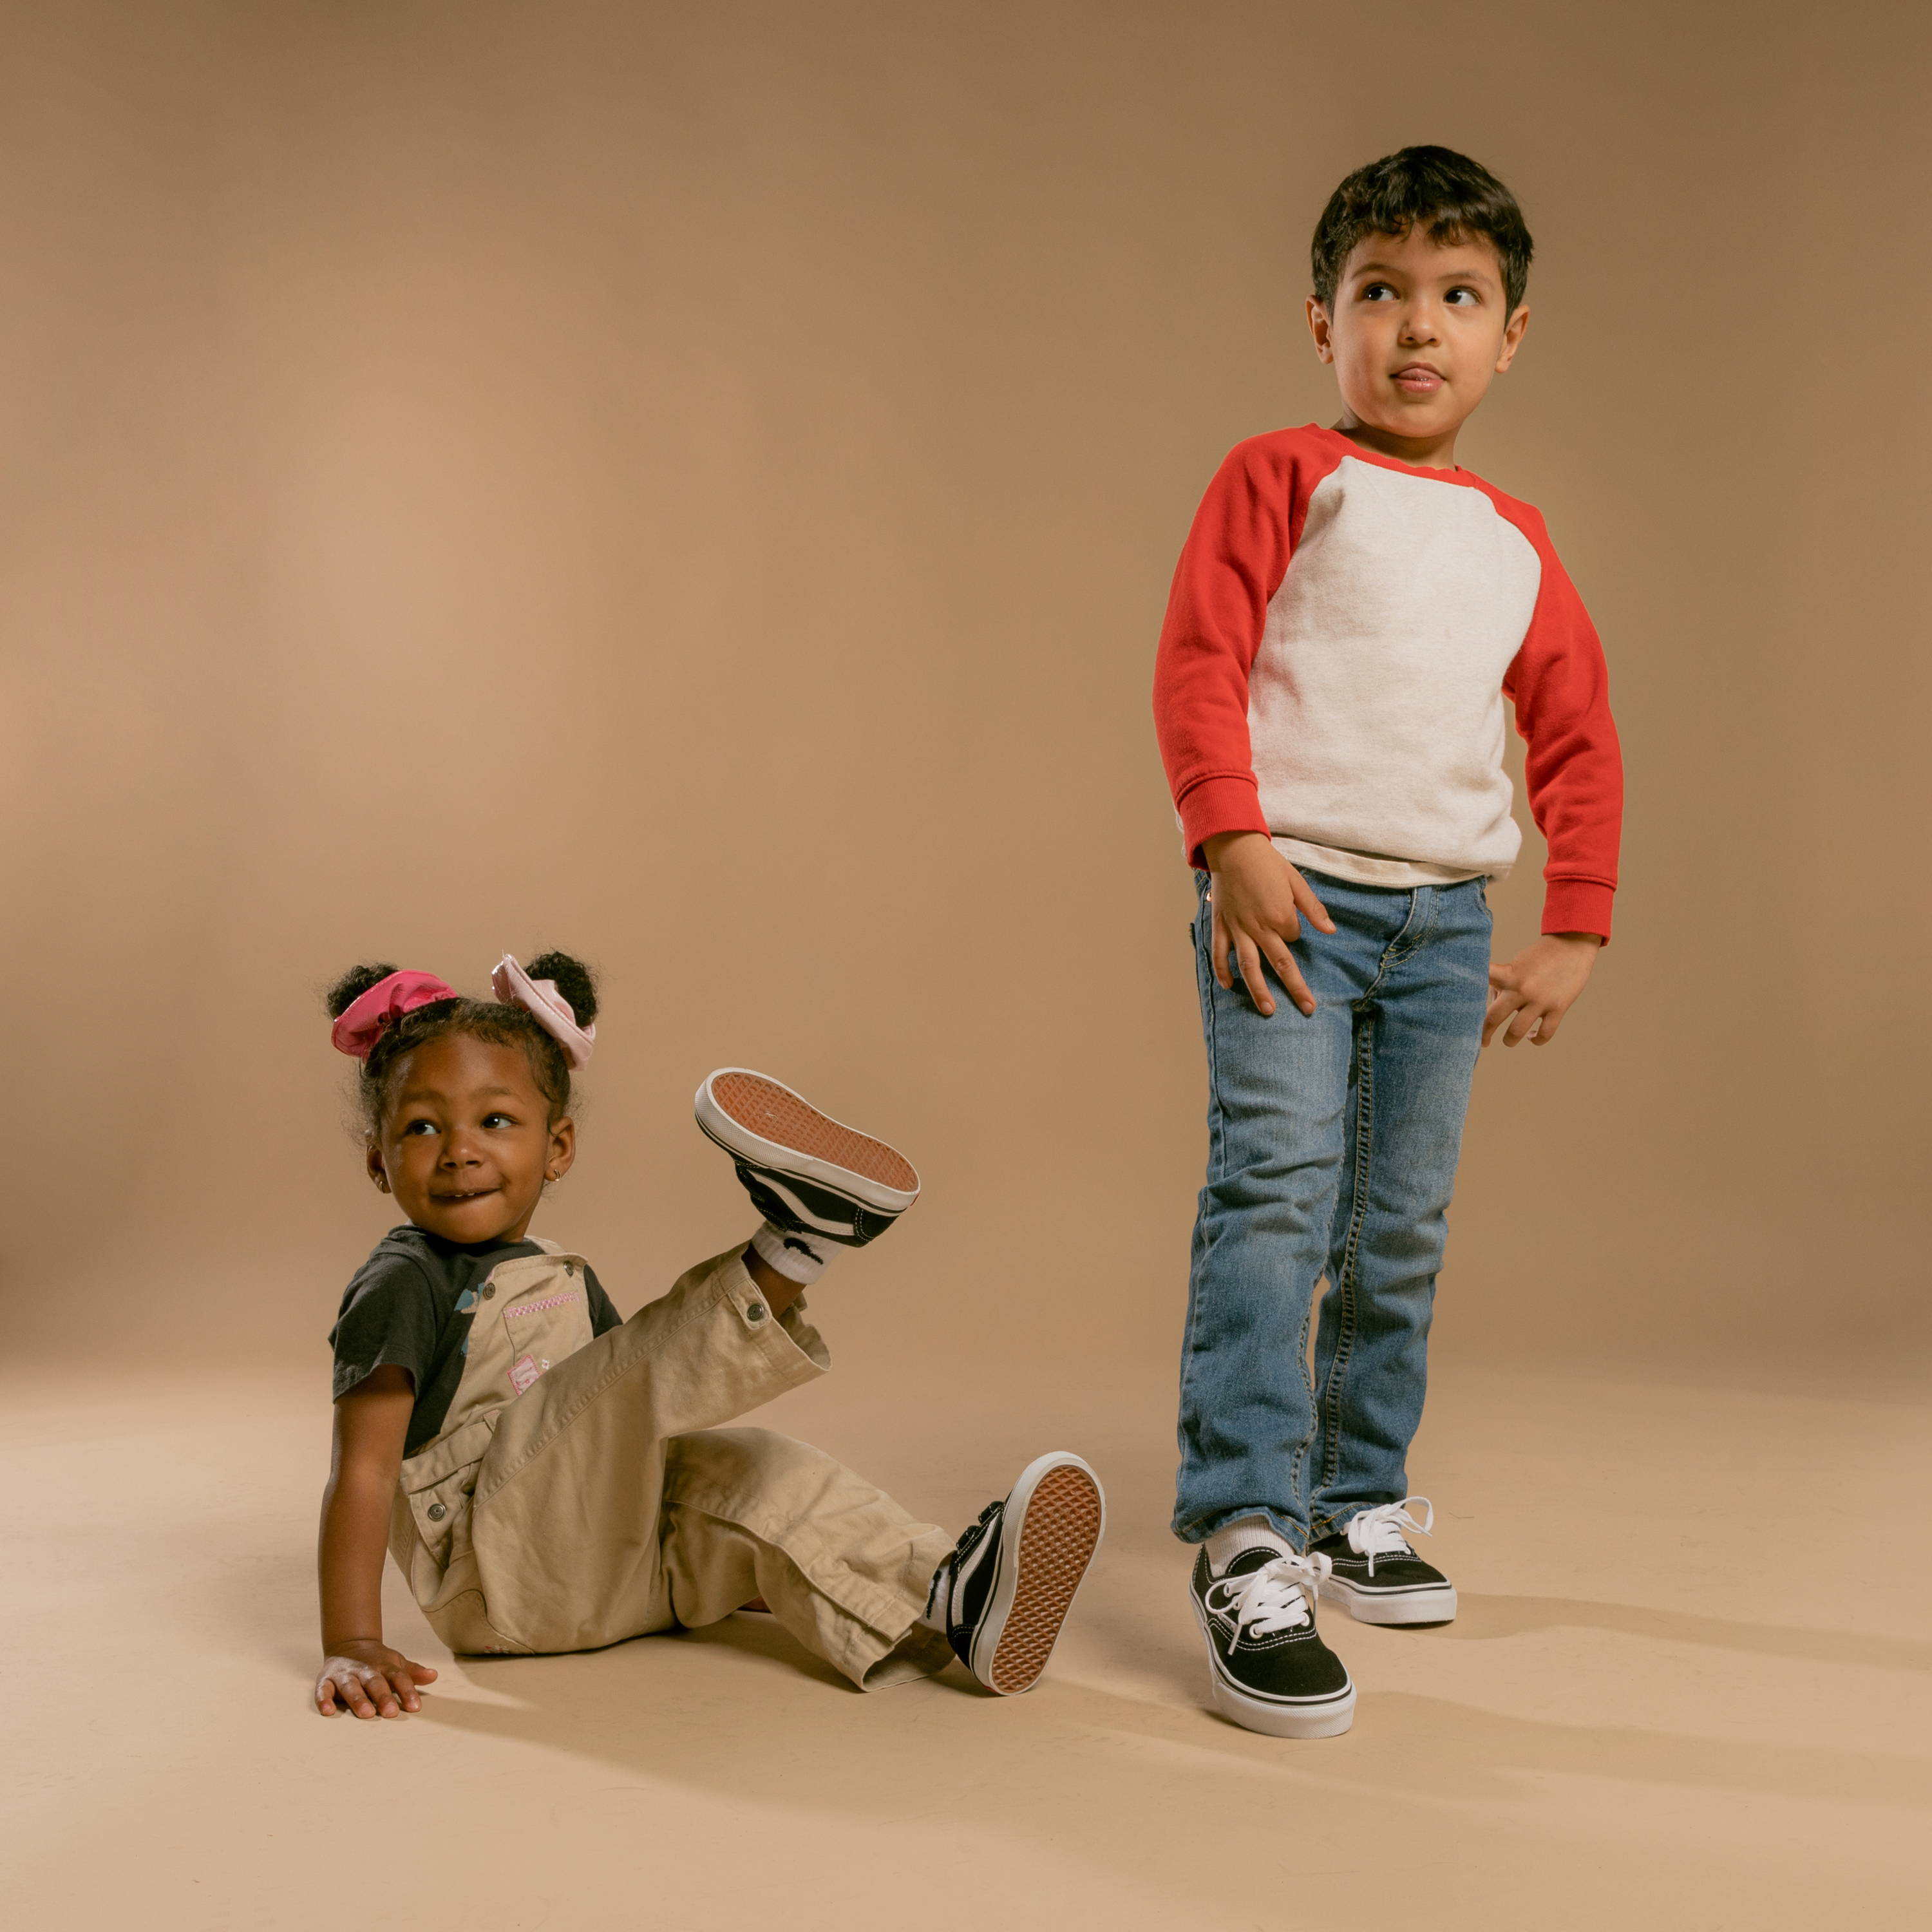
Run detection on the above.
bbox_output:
[389,1241,955,1687]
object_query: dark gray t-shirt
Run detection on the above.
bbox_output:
[330,1224,621,1456]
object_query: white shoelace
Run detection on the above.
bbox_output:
[1344,1497,1435,1577]
[1217,1551,1334,1641]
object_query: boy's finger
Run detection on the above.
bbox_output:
[1532,1005,1565,1045]
[1293,878,1336,934]
[1487,964,1517,989]
[316,1681,342,1714]
[1234,936,1276,1017]
[1211,913,1234,991]
[407,1663,439,1684]
[1263,940,1316,1016]
[1482,990,1524,1047]
[342,1677,378,1719]
[1504,1003,1541,1047]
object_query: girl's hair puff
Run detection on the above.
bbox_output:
[325,952,600,1135]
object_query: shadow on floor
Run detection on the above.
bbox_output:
[418,1609,1932,1821]
[1426,1593,1932,1674]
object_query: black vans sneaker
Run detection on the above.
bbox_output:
[1189,1547,1356,1738]
[1312,1498,1457,1625]
[923,1452,1104,1695]
[695,1069,920,1251]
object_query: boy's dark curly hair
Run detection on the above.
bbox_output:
[325,952,600,1134]
[1311,146,1533,316]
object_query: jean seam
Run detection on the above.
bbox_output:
[1175,886,1220,1521]
[1318,1009,1374,1495]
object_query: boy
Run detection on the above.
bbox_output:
[1151,147,1622,1738]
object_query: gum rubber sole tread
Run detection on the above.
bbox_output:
[711,1072,918,1193]
[987,1464,1104,1694]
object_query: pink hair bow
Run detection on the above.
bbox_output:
[330,971,460,1060]
[491,954,596,1069]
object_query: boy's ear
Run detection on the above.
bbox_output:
[1495,303,1531,374]
[1306,296,1337,364]
[365,1142,391,1194]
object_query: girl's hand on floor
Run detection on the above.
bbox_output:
[1201,831,1335,1018]
[1484,933,1601,1046]
[316,1641,437,1718]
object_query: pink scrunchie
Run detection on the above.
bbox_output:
[330,971,461,1060]
[491,954,596,1070]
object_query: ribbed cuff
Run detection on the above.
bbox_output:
[1177,775,1269,871]
[1542,877,1616,944]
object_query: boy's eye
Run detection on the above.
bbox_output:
[1360,281,1396,301]
[1445,286,1481,305]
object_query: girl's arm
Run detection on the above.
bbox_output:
[315,1365,439,1718]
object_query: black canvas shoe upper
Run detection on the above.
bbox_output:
[1191,1546,1351,1707]
[927,1501,1004,1671]
[732,1160,900,1250]
[1312,1498,1449,1595]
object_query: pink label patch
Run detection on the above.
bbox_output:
[507,1292,583,1318]
[509,1353,543,1394]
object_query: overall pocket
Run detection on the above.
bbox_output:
[397,1413,497,1569]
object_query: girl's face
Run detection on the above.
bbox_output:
[366,1032,574,1246]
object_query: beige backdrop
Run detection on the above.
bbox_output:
[2,0,1926,1402]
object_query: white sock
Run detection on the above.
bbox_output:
[750,1220,832,1287]
[1204,1515,1298,1576]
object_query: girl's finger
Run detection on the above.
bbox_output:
[406,1663,439,1685]
[341,1674,379,1719]
[386,1672,422,1712]
[316,1680,343,1714]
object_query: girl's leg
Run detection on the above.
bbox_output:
[450,1244,829,1653]
[660,1427,957,1689]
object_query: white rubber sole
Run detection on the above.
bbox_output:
[1320,1575,1458,1626]
[969,1452,1105,1696]
[694,1068,920,1216]
[1189,1600,1357,1738]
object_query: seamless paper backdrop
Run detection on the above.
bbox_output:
[1,1,1925,1399]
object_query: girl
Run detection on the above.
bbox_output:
[315,951,1104,1717]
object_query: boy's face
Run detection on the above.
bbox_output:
[367,1033,574,1247]
[1307,225,1528,451]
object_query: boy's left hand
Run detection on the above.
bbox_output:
[1484,933,1601,1047]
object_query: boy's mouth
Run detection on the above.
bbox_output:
[1392,361,1444,394]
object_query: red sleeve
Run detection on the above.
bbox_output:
[1500,515,1624,942]
[1152,435,1330,868]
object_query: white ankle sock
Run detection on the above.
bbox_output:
[750,1220,832,1287]
[1204,1516,1298,1576]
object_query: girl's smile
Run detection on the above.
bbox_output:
[368,1033,574,1246]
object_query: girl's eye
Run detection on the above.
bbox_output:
[400,1119,437,1137]
[483,1113,516,1130]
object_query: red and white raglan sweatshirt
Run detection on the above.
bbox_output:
[1154,424,1623,940]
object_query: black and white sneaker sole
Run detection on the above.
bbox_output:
[1319,1576,1459,1626]
[969,1452,1105,1695]
[1189,1600,1358,1739]
[695,1069,921,1224]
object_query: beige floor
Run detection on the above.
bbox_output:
[3,1356,1927,1929]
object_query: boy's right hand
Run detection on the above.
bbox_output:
[1201,831,1335,1018]
[316,1640,438,1719]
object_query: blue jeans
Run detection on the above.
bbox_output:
[1173,866,1491,1550]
